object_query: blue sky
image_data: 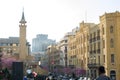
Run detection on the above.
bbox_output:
[0,0,119,44]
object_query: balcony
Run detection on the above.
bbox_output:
[93,50,96,53]
[93,37,96,42]
[89,39,92,43]
[87,63,100,68]
[97,49,100,53]
[97,36,100,40]
[89,51,92,54]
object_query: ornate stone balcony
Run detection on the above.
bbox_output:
[87,63,100,68]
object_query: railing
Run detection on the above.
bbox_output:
[87,63,100,68]
[97,36,100,40]
[97,49,100,53]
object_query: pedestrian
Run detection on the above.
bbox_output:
[23,76,27,80]
[96,66,111,80]
[46,77,50,80]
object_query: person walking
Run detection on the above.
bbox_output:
[23,76,27,80]
[96,66,111,80]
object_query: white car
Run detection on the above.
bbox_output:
[83,77,91,80]
[78,77,84,80]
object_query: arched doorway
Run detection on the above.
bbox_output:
[110,70,116,80]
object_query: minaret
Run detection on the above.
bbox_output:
[19,10,27,60]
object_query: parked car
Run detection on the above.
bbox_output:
[62,76,69,80]
[78,77,84,80]
[83,77,91,80]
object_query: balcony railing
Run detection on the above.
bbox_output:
[87,63,100,68]
[97,49,100,53]
[97,36,100,40]
[93,50,96,53]
[89,39,92,43]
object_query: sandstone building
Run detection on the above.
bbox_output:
[67,11,120,80]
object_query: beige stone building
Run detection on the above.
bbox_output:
[46,45,61,72]
[67,11,120,80]
[68,22,97,75]
[99,11,120,80]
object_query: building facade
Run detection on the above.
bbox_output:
[58,32,74,67]
[99,11,120,80]
[0,37,19,57]
[46,45,61,72]
[32,34,56,53]
[67,11,120,80]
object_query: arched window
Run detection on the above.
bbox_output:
[97,30,100,36]
[110,26,113,33]
[102,24,104,34]
[110,70,116,80]
[110,39,114,48]
[111,54,115,63]
[102,27,104,34]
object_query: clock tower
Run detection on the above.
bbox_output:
[19,10,27,60]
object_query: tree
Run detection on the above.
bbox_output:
[1,57,18,69]
[0,52,3,70]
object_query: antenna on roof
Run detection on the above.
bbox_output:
[85,10,87,23]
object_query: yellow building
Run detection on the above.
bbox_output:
[68,11,120,80]
[99,11,120,80]
[87,24,100,79]
[46,45,61,72]
[68,22,97,75]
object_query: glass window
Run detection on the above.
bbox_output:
[10,43,12,46]
[110,26,113,33]
[87,46,89,52]
[65,40,67,43]
[103,40,105,48]
[110,39,114,48]
[3,43,7,46]
[98,56,100,64]
[94,32,96,37]
[98,42,100,49]
[103,55,105,63]
[90,34,92,39]
[87,34,89,40]
[94,43,96,50]
[64,47,67,53]
[102,27,104,34]
[97,30,100,36]
[111,54,115,63]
